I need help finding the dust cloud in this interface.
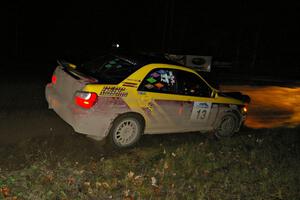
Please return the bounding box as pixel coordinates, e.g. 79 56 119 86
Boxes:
220 85 300 128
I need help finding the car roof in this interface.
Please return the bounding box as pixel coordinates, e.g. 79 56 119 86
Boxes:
114 52 185 68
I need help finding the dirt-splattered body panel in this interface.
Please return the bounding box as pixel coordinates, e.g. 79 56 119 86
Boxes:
46 62 249 141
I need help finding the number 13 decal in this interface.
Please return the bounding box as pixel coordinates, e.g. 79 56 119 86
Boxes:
196 109 207 119
191 102 212 121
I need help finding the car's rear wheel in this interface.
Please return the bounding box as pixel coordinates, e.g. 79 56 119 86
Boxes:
108 113 144 148
215 113 238 138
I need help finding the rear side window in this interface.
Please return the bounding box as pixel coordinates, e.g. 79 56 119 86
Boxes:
139 68 211 97
79 56 139 84
138 68 177 94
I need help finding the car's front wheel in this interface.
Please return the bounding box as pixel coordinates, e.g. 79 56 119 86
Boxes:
215 112 238 138
108 113 144 148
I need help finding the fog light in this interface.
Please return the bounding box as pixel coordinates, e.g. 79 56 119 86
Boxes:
241 106 248 114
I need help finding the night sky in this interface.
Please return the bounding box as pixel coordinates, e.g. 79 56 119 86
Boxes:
2 1 300 78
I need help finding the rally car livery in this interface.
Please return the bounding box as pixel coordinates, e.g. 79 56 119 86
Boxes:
45 53 250 148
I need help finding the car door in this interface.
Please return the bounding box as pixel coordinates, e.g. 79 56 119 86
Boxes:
137 68 192 133
175 70 218 132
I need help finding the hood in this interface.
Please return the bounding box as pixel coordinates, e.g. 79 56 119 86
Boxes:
218 91 251 103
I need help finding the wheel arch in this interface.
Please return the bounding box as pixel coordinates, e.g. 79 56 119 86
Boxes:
105 111 146 137
213 104 242 132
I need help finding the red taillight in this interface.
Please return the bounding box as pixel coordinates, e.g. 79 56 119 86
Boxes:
75 92 98 109
52 75 57 84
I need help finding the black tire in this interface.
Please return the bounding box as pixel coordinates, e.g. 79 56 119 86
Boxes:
108 113 145 148
215 112 239 139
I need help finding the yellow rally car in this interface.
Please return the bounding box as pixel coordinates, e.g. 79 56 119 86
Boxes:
45 53 250 148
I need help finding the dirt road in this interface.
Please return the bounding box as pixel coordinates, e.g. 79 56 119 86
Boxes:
0 77 75 145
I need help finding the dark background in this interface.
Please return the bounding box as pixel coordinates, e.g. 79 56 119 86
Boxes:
2 1 300 79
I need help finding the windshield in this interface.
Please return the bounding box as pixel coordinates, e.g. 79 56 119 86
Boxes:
78 55 140 84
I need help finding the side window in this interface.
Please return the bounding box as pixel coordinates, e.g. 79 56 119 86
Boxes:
99 57 137 83
138 68 177 94
177 70 212 97
80 56 138 84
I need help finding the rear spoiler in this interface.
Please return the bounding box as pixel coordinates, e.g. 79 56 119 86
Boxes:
57 60 77 69
56 59 98 82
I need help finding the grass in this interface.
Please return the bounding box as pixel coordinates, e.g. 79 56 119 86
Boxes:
0 126 299 200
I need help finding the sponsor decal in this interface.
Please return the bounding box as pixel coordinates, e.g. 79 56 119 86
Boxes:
155 82 164 89
196 102 209 108
160 71 175 85
146 77 157 84
100 86 128 97
104 64 112 68
143 69 176 91
126 78 141 82
122 82 138 87
109 60 117 64
157 69 166 74
145 84 154 89
150 72 160 78
191 102 212 121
